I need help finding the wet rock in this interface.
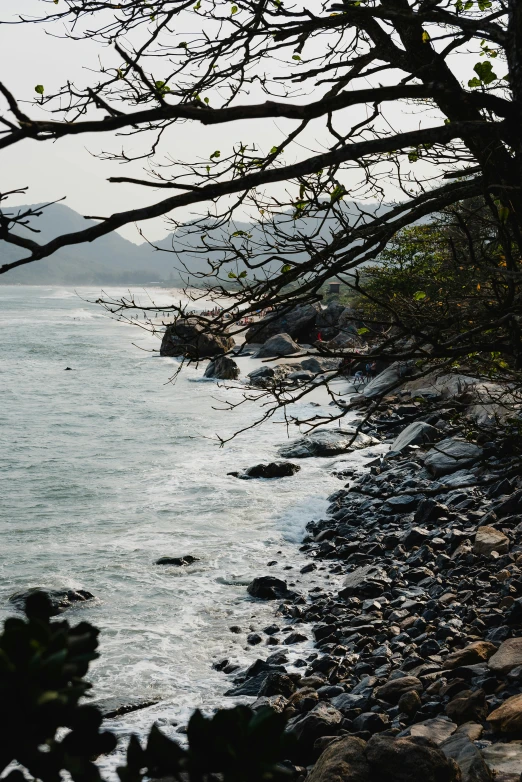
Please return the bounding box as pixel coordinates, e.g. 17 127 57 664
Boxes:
259 672 296 698
287 687 320 713
488 693 522 734
375 676 423 704
236 462 301 479
444 642 497 669
488 638 522 675
445 689 488 725
391 421 439 453
247 576 288 600
247 633 263 645
155 555 200 566
160 319 235 359
399 689 422 715
280 429 377 459
251 695 288 713
410 716 458 745
94 697 159 719
287 702 343 750
9 587 95 616
352 712 389 734
440 733 492 782
204 355 240 380
481 742 522 778
362 362 413 400
306 735 369 782
424 438 483 477
284 631 308 645
256 333 301 358
365 733 461 782
473 526 510 557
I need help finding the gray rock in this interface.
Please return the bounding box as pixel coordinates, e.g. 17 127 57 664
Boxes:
280 429 377 459
440 733 492 782
301 357 340 373
93 697 159 719
339 564 391 600
204 355 240 380
424 438 483 477
481 742 522 778
160 319 235 359
362 361 413 399
287 702 343 745
247 576 288 600
410 716 458 745
391 421 438 453
488 638 522 675
235 462 301 480
473 526 510 557
256 333 301 358
155 555 200 566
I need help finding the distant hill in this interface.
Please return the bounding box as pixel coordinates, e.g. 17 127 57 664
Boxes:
0 201 387 285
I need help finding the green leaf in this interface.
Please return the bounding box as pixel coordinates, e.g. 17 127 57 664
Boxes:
210 150 220 159
477 0 492 9
34 85 44 95
281 264 292 273
269 146 278 155
421 30 430 43
228 271 237 279
330 184 346 203
470 60 497 86
193 0 201 8
238 271 247 278
231 4 238 12
413 290 427 300
357 327 369 335
292 54 301 61
467 77 482 88
498 205 510 223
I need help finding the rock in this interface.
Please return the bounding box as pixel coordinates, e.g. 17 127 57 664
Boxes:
236 462 301 479
455 723 483 742
362 362 413 400
247 633 263 645
440 733 492 782
247 576 288 600
245 303 321 343
284 632 308 645
352 712 389 734
93 697 159 719
155 555 200 566
339 564 390 600
287 702 343 750
301 357 340 374
410 717 458 745
224 672 272 697
390 421 439 453
444 641 497 669
488 693 522 734
256 333 301 358
375 676 423 704
160 319 235 359
481 742 522 778
259 672 296 698
445 689 488 725
280 429 377 459
365 734 461 782
473 526 510 557
488 638 522 675
9 587 95 616
399 689 422 715
424 438 483 477
204 355 240 380
251 695 288 713
306 735 370 782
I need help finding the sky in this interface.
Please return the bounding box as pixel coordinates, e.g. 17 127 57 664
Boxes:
0 1 481 245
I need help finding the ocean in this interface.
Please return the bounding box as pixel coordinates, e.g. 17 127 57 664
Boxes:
0 285 370 767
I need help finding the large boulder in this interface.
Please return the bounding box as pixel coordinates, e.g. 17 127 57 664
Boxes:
488 693 522 734
481 742 522 778
365 734 461 782
204 355 240 380
488 638 522 675
280 429 377 459
363 361 413 399
445 690 488 725
233 462 301 480
473 526 509 557
375 676 423 704
410 717 458 745
245 303 321 343
247 576 288 600
440 733 492 782
424 438 483 477
9 587 95 616
306 736 370 782
301 357 340 373
287 702 343 752
339 564 391 600
256 333 301 358
444 641 497 669
160 319 235 359
390 421 438 453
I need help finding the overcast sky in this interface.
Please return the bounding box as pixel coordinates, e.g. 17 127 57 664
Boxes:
1 1 479 244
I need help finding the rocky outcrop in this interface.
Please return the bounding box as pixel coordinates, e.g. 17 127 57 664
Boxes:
9 587 95 616
256 333 301 358
424 438 483 477
280 429 377 458
247 576 288 600
245 303 321 343
160 319 235 359
230 462 301 479
204 355 239 379
363 361 413 399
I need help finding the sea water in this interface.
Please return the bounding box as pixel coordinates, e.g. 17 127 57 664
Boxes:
0 285 376 765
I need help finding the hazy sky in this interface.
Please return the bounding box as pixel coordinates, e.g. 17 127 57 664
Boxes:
1 1 478 245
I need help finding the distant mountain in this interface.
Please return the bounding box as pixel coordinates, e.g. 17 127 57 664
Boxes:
0 201 387 285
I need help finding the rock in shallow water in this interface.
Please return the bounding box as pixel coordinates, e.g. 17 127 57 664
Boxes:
155 555 200 566
204 355 240 380
247 576 288 600
232 462 301 479
9 587 95 615
160 319 235 359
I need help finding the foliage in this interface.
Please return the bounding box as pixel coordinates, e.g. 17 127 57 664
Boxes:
0 592 292 782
